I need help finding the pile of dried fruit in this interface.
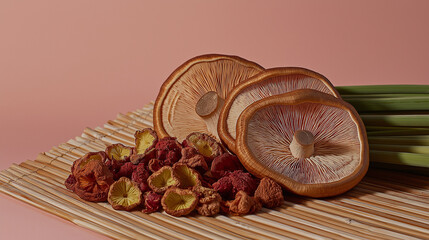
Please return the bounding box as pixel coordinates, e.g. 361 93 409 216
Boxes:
65 128 284 216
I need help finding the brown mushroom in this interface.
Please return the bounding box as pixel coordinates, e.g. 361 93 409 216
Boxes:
235 89 369 198
108 177 142 211
218 67 340 152
153 54 264 142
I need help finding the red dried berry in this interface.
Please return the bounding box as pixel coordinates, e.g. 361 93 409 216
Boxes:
213 170 259 200
143 191 162 213
114 162 135 180
131 163 150 192
210 153 244 179
155 137 182 165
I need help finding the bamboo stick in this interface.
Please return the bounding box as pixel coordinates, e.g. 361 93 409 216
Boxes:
343 191 429 221
0 171 158 239
0 182 138 240
280 201 418 240
1 169 188 240
302 197 429 239
275 204 392 240
255 211 357 240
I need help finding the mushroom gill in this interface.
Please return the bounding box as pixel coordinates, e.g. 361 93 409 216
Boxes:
219 67 340 151
236 89 368 197
246 103 361 184
154 54 263 142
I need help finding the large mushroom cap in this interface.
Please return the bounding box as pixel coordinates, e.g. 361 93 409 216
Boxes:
154 54 264 142
236 89 368 198
218 67 340 152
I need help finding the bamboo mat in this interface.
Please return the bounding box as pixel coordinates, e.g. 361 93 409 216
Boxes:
1 102 429 240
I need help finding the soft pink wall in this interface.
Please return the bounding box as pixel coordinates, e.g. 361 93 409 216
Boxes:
1 0 428 239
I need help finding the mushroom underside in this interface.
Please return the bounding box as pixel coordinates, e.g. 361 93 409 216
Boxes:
246 103 361 184
161 60 262 142
109 180 141 207
227 74 338 140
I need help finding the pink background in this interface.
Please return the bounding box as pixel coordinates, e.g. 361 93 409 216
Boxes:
1 0 428 239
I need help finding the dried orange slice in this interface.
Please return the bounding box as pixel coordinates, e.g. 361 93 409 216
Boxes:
235 89 368 197
154 54 264 142
218 67 340 151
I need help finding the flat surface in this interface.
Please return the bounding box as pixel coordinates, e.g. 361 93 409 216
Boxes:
1 0 429 239
1 103 428 240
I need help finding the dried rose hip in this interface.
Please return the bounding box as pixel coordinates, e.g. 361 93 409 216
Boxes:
183 132 223 164
114 161 135 180
131 163 150 192
177 147 208 173
155 137 182 165
73 157 114 202
64 174 76 191
173 163 201 189
72 151 107 176
222 191 261 216
193 185 221 216
131 128 158 164
142 191 162 213
108 177 142 211
210 153 244 179
254 178 284 208
212 170 259 200
161 187 198 217
147 166 179 193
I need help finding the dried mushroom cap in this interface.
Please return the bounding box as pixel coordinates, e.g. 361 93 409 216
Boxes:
222 191 261 216
73 157 114 202
106 143 133 161
161 187 198 217
236 89 369 198
173 163 201 189
185 132 223 161
254 177 284 208
154 54 264 142
108 177 142 211
134 128 158 155
72 151 107 175
147 166 179 193
192 185 221 216
218 67 340 152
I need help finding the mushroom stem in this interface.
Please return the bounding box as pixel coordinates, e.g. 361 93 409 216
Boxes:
289 130 314 158
195 91 224 117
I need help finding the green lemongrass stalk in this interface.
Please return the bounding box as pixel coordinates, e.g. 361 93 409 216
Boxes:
370 144 429 154
369 150 429 168
341 93 429 98
342 96 429 112
365 126 426 131
336 85 429 95
366 128 429 136
361 114 429 127
368 135 429 145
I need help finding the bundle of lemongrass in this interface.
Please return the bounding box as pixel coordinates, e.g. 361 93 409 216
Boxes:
336 85 429 175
